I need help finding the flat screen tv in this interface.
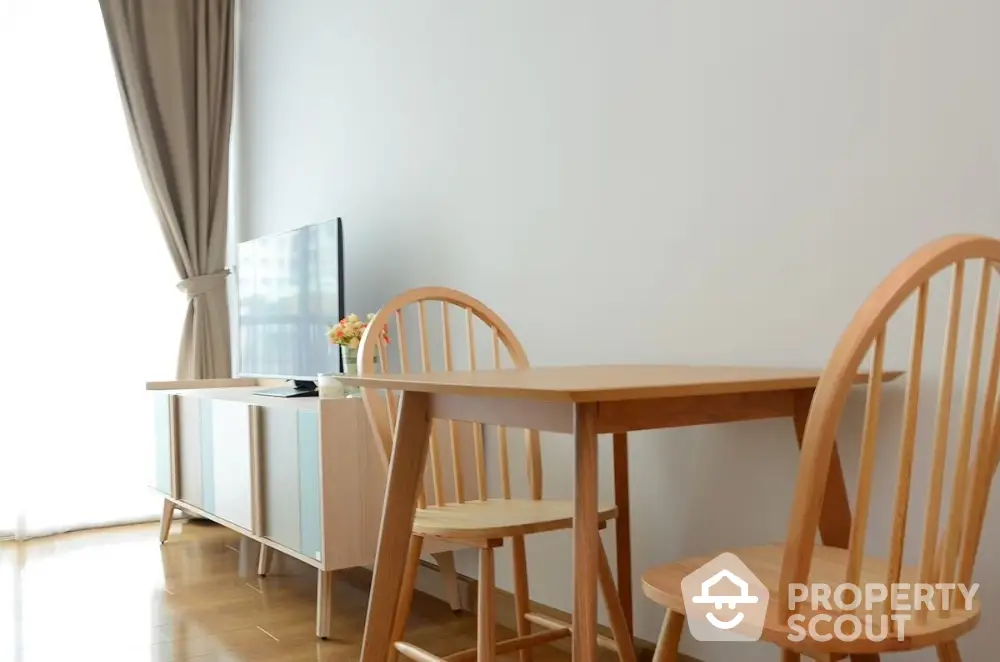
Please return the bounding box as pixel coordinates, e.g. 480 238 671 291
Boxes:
234 218 345 397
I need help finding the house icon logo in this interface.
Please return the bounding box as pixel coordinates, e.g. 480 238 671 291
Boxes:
681 552 769 642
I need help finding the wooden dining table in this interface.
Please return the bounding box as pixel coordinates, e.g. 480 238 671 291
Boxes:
340 364 899 662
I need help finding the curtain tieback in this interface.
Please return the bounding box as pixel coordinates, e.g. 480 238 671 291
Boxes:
177 269 229 298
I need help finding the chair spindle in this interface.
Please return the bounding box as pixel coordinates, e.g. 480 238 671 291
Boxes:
846 329 885 591
417 301 446 506
492 326 512 499
439 303 465 503
885 282 929 623
466 308 488 500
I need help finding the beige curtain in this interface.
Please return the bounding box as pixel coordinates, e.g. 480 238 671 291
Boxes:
99 0 235 379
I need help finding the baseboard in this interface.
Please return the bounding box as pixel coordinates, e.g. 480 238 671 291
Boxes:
343 559 699 662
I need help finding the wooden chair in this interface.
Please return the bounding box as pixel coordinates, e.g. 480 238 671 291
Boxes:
641 235 1000 661
358 286 636 662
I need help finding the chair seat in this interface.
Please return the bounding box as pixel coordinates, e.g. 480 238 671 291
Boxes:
641 543 980 656
412 498 618 540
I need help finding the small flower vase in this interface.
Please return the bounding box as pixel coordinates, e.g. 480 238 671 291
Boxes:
341 345 360 396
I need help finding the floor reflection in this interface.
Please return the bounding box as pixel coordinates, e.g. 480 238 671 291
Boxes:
0 519 568 662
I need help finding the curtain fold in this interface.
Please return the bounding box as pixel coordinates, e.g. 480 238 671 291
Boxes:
99 0 236 379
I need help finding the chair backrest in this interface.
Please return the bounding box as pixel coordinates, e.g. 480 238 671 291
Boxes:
357 286 542 507
779 235 1000 620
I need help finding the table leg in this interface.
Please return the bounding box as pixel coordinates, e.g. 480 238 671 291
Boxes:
612 432 633 636
791 390 852 549
573 403 600 662
360 392 433 662
792 389 879 662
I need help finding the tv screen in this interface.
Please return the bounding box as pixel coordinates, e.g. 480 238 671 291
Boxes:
235 218 344 380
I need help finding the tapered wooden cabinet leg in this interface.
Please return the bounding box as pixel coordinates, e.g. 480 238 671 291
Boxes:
597 543 637 662
477 547 496 662
316 569 336 639
652 611 685 662
432 550 462 612
257 545 273 577
388 536 425 662
159 499 175 544
511 536 533 662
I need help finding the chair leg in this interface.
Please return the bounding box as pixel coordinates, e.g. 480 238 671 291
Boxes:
511 535 533 662
159 499 174 543
597 542 637 662
432 550 463 612
257 544 273 576
316 569 336 639
937 641 962 662
780 650 799 662
478 547 496 662
652 610 685 662
388 536 424 662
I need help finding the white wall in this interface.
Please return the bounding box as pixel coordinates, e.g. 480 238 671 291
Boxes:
234 2 1000 659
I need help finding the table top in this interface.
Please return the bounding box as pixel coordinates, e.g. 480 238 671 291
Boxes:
337 364 902 403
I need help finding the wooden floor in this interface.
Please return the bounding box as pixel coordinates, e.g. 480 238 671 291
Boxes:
0 519 573 662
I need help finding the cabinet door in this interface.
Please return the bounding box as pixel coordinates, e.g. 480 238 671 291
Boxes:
151 393 173 496
174 396 253 531
259 408 323 562
259 408 301 551
296 411 322 562
176 397 204 508
205 401 253 531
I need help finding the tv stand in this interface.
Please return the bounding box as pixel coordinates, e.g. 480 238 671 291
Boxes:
144 377 382 638
145 377 466 638
255 379 318 398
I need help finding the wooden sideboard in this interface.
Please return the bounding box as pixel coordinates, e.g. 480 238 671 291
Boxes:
145 378 385 638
